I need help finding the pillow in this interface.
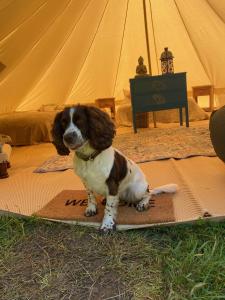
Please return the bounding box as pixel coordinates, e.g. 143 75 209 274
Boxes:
39 104 58 112
55 104 66 111
0 134 12 145
123 88 131 98
1 144 12 161
116 98 209 126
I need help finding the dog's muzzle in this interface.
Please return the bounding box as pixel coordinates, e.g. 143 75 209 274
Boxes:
63 131 83 150
63 131 77 144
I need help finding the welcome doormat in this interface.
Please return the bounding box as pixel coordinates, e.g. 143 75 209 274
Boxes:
34 190 175 228
34 125 215 173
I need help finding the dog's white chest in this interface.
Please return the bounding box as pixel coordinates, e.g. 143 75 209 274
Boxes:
73 147 114 196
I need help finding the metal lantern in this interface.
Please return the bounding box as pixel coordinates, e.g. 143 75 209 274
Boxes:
160 47 174 74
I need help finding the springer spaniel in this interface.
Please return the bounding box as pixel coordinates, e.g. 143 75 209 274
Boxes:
52 105 177 232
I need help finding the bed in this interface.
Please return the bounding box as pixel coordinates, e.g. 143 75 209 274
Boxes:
0 103 96 146
0 111 57 146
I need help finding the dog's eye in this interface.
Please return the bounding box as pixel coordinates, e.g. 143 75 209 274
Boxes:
73 115 80 123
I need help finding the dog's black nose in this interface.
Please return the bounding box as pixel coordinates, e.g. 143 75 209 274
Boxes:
63 132 77 144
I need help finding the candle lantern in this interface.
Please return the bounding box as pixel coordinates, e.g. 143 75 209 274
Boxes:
160 47 174 74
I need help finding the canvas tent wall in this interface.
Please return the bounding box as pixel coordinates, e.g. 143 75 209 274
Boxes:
0 0 225 114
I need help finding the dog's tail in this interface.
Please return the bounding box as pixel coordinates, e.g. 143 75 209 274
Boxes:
150 183 178 195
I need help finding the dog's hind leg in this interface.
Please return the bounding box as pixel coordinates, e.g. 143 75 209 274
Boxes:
136 190 151 212
135 184 178 212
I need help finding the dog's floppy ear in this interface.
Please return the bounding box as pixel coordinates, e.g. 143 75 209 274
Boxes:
51 111 70 156
85 106 116 151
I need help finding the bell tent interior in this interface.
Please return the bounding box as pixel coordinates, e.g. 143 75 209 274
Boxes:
0 0 224 229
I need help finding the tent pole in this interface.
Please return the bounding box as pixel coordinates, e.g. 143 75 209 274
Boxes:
143 0 152 75
143 0 157 127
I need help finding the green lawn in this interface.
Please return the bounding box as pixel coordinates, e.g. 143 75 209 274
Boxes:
0 216 224 300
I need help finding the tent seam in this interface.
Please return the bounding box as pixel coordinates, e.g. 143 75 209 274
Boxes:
205 0 225 24
173 0 212 84
0 0 48 42
16 0 93 110
0 0 72 85
112 0 130 96
64 0 110 103
148 0 159 75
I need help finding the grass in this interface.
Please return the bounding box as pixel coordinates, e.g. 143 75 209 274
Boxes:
0 217 224 300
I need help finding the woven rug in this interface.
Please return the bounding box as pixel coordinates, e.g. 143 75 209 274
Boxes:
34 190 175 227
34 125 216 173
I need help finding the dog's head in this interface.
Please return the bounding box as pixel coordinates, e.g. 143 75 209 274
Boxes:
51 105 116 155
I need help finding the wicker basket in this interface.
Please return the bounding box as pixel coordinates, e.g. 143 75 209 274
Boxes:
136 112 149 128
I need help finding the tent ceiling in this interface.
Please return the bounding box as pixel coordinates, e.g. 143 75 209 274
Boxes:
0 0 225 113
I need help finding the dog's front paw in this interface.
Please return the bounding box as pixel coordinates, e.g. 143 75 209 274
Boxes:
136 201 150 212
99 216 116 234
85 204 97 217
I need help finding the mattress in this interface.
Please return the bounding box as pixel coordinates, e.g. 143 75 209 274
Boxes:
0 111 57 145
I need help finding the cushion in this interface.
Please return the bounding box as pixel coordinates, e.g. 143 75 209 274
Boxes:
0 134 12 144
39 104 58 112
0 144 12 162
123 88 131 98
0 152 8 163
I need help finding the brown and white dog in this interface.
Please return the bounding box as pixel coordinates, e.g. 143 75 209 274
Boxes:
52 105 177 232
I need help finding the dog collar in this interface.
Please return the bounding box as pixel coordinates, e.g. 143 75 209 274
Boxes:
75 150 101 161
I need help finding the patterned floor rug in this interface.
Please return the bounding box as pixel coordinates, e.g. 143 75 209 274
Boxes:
34 124 216 173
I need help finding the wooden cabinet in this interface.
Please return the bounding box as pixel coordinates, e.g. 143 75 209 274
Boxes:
129 72 189 133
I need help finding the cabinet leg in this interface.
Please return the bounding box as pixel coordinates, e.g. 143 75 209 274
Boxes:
179 108 183 126
133 112 137 133
153 112 157 128
185 106 189 127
